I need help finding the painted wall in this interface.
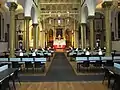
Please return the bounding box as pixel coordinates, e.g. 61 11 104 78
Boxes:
0 42 8 52
112 41 120 51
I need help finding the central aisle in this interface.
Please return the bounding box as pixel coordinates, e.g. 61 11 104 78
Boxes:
46 52 76 81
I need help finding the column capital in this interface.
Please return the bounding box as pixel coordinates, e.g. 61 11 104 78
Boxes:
81 23 87 25
7 2 17 11
102 1 113 9
32 23 38 27
88 16 95 20
24 17 31 20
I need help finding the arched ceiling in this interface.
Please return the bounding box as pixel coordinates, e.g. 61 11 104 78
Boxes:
36 0 81 20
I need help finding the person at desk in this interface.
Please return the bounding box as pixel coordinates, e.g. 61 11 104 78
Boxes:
19 49 23 56
30 48 33 52
98 48 103 55
75 48 78 51
83 49 86 52
32 49 38 56
42 48 45 52
85 50 90 55
35 49 38 52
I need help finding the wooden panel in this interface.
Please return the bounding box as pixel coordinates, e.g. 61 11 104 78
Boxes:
16 82 107 90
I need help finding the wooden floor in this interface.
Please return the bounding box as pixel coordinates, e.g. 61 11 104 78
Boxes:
16 81 108 90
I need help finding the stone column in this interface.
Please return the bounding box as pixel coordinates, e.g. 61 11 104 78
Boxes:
71 31 74 47
23 20 26 49
75 30 79 48
45 31 47 47
24 17 31 52
8 2 17 57
73 19 76 48
15 20 18 49
102 1 112 56
53 19 56 40
88 16 94 51
32 24 38 49
43 32 45 48
81 23 86 49
84 24 87 49
39 31 42 47
47 29 50 46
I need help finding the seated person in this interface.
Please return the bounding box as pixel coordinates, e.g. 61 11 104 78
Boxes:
75 48 78 51
32 51 36 56
42 48 45 52
35 49 38 52
85 50 90 55
83 48 86 52
19 49 23 56
98 48 103 55
30 48 33 52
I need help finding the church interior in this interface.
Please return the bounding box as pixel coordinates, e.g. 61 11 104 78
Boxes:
0 0 120 90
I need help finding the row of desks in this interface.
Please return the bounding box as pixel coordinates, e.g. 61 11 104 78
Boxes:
0 58 47 64
75 56 120 63
1 51 53 58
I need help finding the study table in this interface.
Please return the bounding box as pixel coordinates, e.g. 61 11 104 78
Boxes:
104 66 120 76
104 66 120 90
0 68 17 83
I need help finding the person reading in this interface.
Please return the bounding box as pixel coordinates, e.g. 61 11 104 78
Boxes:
19 49 23 56
98 48 103 55
85 50 90 55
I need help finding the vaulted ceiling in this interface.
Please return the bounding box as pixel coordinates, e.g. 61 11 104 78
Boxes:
36 0 104 20
37 0 81 19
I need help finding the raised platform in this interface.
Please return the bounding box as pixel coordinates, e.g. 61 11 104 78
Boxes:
55 49 65 52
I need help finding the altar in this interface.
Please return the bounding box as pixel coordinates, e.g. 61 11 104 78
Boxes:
53 39 66 49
